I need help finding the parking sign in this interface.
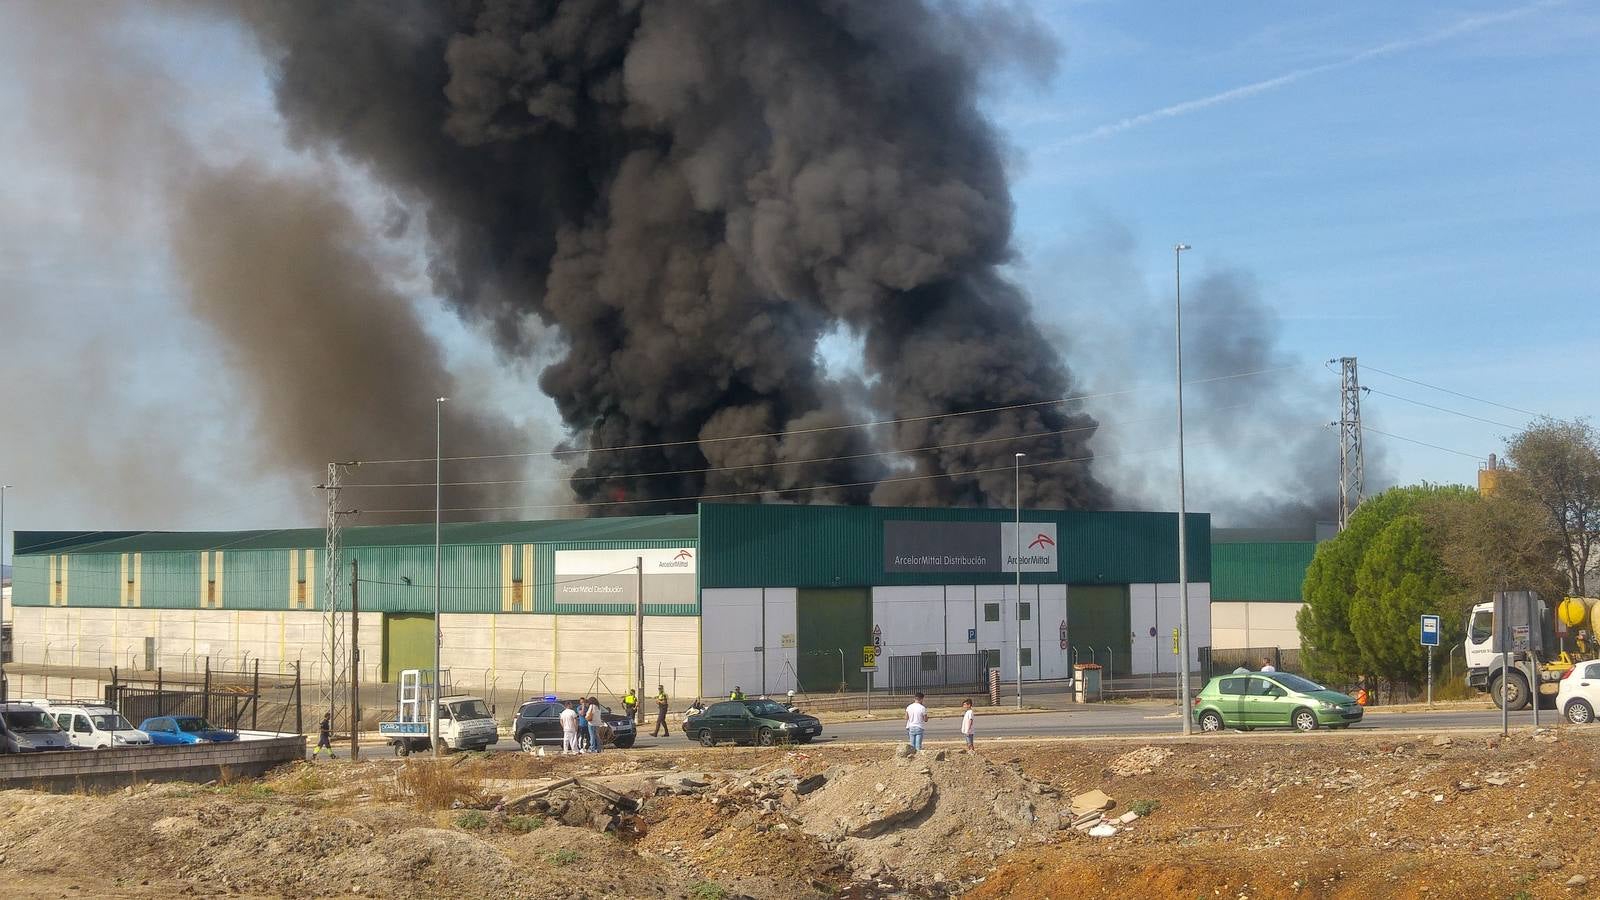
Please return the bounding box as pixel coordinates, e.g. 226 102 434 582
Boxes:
1420 614 1441 647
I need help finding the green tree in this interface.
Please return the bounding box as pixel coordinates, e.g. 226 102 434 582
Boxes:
1502 419 1600 595
1298 484 1473 682
1349 514 1462 685
1421 487 1566 602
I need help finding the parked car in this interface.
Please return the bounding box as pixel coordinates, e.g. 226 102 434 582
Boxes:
684 698 822 746
1192 672 1363 733
513 699 635 751
1558 659 1600 724
0 701 75 752
138 716 239 745
39 702 152 749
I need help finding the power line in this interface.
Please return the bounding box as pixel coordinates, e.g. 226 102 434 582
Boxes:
357 434 1239 516
350 365 1302 467
1360 425 1485 460
1363 363 1547 419
1362 387 1523 430
342 402 1258 490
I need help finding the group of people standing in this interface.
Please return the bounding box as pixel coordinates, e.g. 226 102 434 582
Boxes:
904 693 978 752
557 697 608 754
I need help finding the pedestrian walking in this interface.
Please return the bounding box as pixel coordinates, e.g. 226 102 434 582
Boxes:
585 695 604 754
960 698 975 751
559 700 582 755
314 712 333 760
652 686 671 737
905 692 928 752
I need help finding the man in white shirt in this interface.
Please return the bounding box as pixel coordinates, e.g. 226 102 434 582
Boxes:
559 700 581 755
960 698 975 751
905 692 928 752
1260 657 1277 673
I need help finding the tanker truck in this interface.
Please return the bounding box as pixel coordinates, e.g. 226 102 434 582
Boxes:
1465 594 1599 710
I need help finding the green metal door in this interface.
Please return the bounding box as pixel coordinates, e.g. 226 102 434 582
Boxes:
1067 585 1132 676
796 588 871 692
382 613 436 684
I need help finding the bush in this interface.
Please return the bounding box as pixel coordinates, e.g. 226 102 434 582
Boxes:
506 814 545 833
454 809 489 830
689 883 729 900
1130 799 1160 817
548 849 580 866
382 760 489 811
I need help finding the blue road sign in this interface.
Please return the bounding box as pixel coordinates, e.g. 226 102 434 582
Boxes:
967 628 977 642
1420 614 1441 647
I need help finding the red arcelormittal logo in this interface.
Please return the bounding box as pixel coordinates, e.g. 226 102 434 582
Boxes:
673 550 694 561
1028 533 1055 550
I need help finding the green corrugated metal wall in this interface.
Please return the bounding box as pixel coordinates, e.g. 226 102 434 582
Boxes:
796 588 872 692
697 503 1209 588
1067 585 1132 674
1210 542 1316 602
12 539 699 615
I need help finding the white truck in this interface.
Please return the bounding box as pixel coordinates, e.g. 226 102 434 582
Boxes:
378 669 499 755
1465 593 1598 710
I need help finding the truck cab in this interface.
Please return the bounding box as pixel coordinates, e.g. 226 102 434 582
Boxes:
378 669 499 755
1464 595 1593 710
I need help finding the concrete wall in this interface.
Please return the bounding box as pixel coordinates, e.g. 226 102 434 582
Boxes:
0 734 305 792
699 588 795 700
8 605 701 703
872 584 1069 683
1209 601 1303 650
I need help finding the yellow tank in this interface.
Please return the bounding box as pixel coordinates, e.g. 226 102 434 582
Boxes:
1559 597 1590 628
1582 598 1600 635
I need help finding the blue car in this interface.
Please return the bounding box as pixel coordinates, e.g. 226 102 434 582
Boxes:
138 716 239 745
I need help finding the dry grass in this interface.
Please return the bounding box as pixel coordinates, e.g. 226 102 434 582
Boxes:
380 759 491 811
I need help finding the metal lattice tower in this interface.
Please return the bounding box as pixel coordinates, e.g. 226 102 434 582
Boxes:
1337 356 1365 532
318 462 354 730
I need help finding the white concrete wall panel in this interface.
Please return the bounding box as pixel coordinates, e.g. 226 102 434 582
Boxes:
944 585 978 659
1039 584 1068 680
699 588 762 700
1128 584 1158 676
760 589 798 698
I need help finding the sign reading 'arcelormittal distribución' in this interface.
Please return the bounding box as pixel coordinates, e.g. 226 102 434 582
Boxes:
883 521 1058 573
552 548 696 606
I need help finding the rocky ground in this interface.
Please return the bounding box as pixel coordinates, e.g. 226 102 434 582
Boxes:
2 727 1598 898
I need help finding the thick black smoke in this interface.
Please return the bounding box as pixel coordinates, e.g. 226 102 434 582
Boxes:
223 0 1111 513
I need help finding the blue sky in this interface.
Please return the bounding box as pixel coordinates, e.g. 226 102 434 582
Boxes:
0 1 1595 551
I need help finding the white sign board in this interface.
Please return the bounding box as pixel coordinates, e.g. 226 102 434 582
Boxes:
552 548 696 606
1420 614 1441 647
1000 523 1058 573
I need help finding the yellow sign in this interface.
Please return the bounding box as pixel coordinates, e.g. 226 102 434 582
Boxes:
1171 627 1181 655
862 646 878 669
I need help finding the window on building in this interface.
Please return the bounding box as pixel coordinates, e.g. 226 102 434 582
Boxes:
983 602 1000 622
920 651 939 672
984 649 1000 669
1020 648 1032 667
1019 602 1031 621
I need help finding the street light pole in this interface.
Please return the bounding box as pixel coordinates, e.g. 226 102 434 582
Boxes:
1 484 11 703
1174 243 1193 735
432 397 448 756
1014 452 1025 711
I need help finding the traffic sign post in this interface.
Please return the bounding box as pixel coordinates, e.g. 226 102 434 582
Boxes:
1421 614 1441 708
862 645 877 715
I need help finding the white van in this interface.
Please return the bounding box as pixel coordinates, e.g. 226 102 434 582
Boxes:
0 702 73 752
37 702 152 749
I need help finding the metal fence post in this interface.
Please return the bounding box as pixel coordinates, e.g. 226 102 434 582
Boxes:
203 657 211 724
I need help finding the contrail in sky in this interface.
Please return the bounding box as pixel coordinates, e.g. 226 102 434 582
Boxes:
1059 0 1566 146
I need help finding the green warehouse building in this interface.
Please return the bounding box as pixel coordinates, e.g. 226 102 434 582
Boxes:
10 503 1214 702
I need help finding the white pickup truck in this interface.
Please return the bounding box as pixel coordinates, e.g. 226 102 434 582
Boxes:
378 669 499 755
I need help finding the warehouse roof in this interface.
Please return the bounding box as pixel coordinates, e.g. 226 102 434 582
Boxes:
14 514 698 555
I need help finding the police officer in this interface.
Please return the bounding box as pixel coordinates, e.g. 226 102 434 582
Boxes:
652 685 670 737
729 685 745 700
623 688 638 722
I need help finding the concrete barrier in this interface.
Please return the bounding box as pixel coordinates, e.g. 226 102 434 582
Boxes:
0 734 306 793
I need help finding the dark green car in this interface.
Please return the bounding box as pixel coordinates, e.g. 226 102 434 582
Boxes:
1192 672 1363 733
684 699 823 746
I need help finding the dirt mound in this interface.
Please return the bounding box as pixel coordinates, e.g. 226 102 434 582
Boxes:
794 749 1066 887
1107 745 1173 777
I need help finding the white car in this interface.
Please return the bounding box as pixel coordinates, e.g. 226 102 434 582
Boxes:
1558 660 1600 724
36 702 152 749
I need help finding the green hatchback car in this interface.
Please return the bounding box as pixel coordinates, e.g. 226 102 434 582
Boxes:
1192 671 1363 733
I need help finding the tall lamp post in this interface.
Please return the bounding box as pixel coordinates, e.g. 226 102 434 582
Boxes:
1173 243 1194 735
1014 452 1025 710
1 484 11 703
432 397 448 756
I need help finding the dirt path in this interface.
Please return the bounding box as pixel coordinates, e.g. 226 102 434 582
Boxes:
0 728 1595 898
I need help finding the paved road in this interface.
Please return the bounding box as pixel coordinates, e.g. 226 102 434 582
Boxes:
465 704 1539 756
